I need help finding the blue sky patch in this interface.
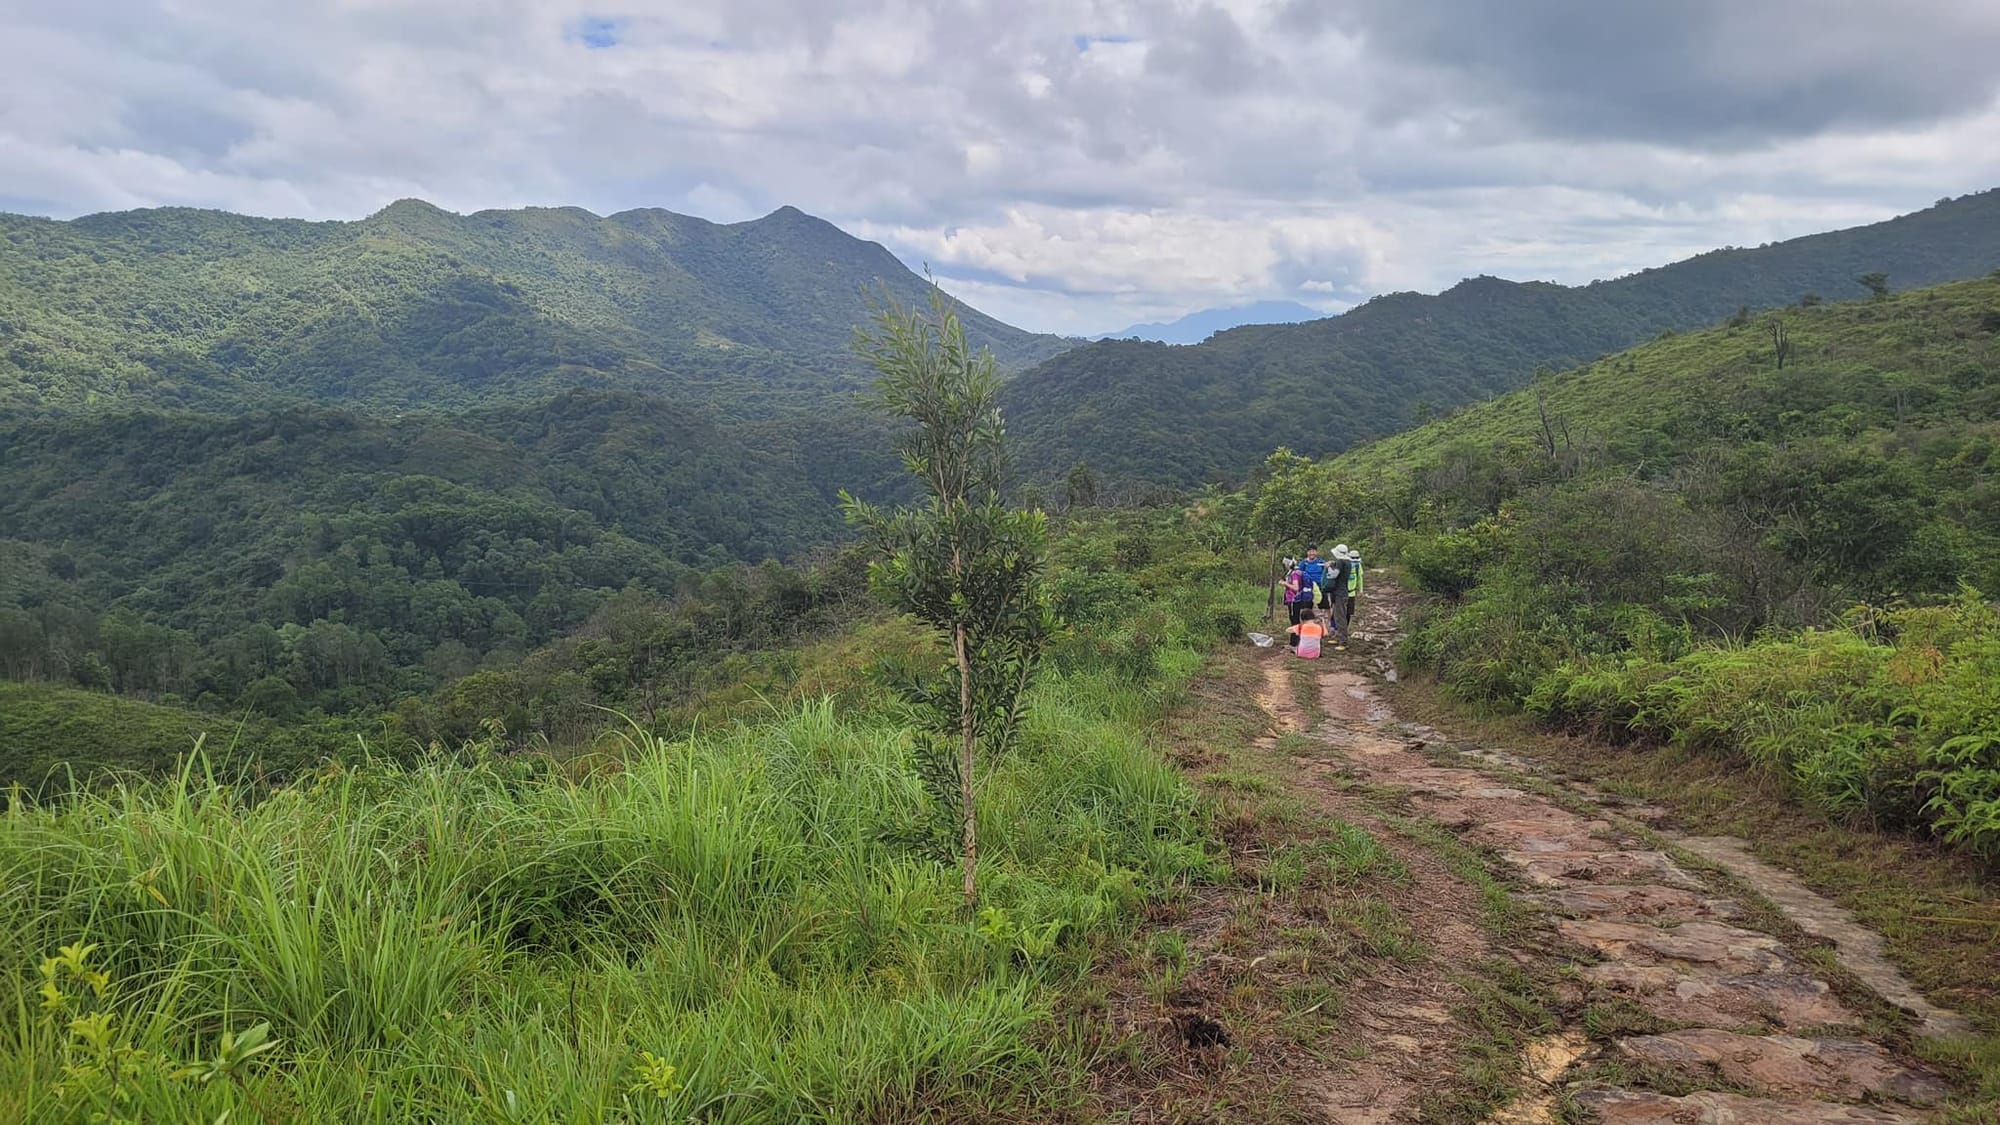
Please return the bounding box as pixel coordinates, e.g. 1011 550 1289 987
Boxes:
1072 33 1134 53
569 17 625 49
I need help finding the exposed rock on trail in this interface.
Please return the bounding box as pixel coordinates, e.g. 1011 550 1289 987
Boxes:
1572 1089 1923 1124
1246 585 1966 1122
1614 1029 1950 1104
1673 835 1975 1041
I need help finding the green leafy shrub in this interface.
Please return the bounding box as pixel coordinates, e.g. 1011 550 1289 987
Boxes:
1046 568 1144 627
1395 519 1505 600
1519 593 2000 858
1209 606 1248 641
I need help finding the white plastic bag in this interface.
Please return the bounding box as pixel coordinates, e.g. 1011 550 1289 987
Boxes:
1246 631 1275 648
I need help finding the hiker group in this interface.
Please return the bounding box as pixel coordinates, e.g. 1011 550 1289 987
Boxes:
1283 545 1362 659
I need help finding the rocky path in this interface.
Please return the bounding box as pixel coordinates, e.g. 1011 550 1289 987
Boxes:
1255 585 1967 1123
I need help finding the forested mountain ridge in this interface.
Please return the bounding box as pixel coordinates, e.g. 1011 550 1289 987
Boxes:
0 391 909 715
1003 188 2000 486
8 191 2000 752
0 200 1071 413
1337 272 2000 599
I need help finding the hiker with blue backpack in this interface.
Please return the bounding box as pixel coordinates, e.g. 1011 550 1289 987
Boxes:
1298 546 1330 625
1283 557 1312 627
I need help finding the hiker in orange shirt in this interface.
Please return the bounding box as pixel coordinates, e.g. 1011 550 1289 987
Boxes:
1287 614 1327 659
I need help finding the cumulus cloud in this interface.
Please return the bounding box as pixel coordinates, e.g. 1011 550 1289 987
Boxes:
2 0 1998 333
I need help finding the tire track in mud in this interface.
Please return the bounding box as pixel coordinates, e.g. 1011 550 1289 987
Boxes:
1251 584 1966 1123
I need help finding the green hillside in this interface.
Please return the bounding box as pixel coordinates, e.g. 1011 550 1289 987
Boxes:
0 392 908 715
1005 188 2000 486
0 201 1069 414
1290 273 2000 856
0 681 350 794
0 509 1252 1121
1337 271 2000 576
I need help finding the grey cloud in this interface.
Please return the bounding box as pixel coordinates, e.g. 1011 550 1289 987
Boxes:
1143 4 1270 95
1329 0 2000 146
116 101 256 163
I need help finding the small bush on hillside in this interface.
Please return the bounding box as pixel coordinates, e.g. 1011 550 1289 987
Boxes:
1112 531 1154 570
1210 607 1247 641
1046 568 1144 627
1394 518 1505 600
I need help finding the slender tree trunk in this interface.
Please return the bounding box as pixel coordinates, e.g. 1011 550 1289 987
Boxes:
1265 542 1280 622
954 621 977 910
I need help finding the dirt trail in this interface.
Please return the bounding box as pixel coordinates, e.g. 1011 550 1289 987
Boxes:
1252 584 1965 1123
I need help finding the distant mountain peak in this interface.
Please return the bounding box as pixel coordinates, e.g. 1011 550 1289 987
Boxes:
372 198 450 220
1100 299 1326 344
0 198 1074 414
745 204 846 238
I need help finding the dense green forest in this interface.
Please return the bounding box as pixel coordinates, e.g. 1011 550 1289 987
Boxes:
0 395 912 742
1280 273 2000 856
0 200 1061 738
1006 189 2000 487
0 201 1069 414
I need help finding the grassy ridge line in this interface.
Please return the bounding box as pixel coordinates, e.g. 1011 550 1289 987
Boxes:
1335 272 2000 482
0 201 1067 414
2 522 1263 1122
0 681 351 796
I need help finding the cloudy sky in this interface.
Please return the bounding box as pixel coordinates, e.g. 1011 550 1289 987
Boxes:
5 1 2000 335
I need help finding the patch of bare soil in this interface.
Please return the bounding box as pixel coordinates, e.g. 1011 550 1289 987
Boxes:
1082 630 1502 1123
1077 643 1365 1123
1271 675 1507 1122
1285 583 1966 1124
1256 656 1309 745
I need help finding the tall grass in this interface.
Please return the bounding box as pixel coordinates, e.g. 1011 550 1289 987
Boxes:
0 610 1232 1121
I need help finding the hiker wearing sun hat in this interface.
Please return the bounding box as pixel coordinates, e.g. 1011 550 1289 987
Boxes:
1352 546 1366 628
1327 545 1356 650
1336 545 1363 641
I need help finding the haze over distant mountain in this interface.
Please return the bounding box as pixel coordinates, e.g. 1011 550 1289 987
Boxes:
1097 300 1325 345
1003 188 2000 488
0 200 1071 415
